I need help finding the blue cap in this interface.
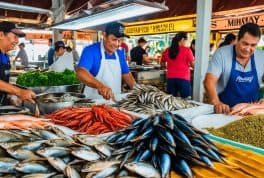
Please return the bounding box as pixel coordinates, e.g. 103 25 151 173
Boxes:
105 22 129 38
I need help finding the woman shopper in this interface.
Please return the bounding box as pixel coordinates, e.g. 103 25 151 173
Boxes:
161 32 194 98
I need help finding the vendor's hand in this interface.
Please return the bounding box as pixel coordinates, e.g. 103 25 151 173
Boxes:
97 85 114 100
17 89 36 103
259 98 264 104
213 102 230 114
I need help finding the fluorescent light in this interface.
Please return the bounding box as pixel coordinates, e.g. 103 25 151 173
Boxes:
51 0 168 30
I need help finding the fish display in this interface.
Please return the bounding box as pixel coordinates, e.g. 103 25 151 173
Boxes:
0 114 50 130
106 111 224 178
47 105 134 135
118 84 197 114
230 102 264 116
0 125 111 177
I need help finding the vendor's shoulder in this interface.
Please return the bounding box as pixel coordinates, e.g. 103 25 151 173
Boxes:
83 42 100 51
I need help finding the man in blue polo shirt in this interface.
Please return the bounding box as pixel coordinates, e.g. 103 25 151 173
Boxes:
76 22 136 100
0 21 36 105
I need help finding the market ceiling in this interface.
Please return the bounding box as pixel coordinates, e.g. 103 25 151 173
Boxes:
1 0 264 29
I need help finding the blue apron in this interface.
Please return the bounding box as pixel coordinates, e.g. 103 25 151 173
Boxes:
219 47 259 107
0 52 11 105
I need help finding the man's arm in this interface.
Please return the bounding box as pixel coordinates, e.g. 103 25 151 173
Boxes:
76 67 114 100
0 80 35 103
122 72 136 89
203 73 230 113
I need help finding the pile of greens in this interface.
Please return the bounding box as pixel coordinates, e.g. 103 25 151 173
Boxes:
16 69 80 87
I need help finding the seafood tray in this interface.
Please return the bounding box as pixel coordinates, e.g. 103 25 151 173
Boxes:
191 114 241 130
207 134 264 155
0 106 29 115
171 101 214 123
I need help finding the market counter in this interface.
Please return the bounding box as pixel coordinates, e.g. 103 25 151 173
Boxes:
171 141 264 177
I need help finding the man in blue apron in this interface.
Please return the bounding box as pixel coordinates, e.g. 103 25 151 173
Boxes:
0 21 36 105
204 23 264 113
76 22 136 100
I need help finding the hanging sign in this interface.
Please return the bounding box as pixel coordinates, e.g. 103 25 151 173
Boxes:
125 19 195 36
211 13 264 31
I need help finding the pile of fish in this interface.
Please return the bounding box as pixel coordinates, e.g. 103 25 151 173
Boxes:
47 105 134 135
106 111 225 178
230 102 264 116
118 84 197 115
0 114 50 130
0 125 117 177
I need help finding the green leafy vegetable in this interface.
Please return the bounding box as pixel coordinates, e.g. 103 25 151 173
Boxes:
16 69 80 87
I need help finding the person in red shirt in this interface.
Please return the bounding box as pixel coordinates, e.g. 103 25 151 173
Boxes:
161 32 194 98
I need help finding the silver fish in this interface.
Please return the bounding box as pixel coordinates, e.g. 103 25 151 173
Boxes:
82 160 120 172
47 157 67 173
7 148 41 161
0 157 18 173
94 144 113 157
73 135 105 146
16 161 51 173
92 166 118 178
71 148 101 161
45 139 77 147
65 165 81 178
124 162 161 178
21 172 56 178
37 147 71 158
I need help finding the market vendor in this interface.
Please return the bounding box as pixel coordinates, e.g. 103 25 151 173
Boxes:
130 37 152 65
76 21 136 100
204 23 264 114
0 21 36 105
49 41 74 72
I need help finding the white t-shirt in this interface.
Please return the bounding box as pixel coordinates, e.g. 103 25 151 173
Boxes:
49 52 74 72
207 44 264 93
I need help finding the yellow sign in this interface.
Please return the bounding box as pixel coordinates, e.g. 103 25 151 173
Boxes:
125 19 195 36
212 13 264 31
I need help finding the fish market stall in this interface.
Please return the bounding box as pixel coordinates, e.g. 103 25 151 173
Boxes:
130 65 166 91
0 109 264 177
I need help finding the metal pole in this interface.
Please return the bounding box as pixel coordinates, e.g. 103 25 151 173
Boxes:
193 0 212 102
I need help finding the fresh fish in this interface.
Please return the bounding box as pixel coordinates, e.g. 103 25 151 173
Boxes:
45 139 76 147
163 111 174 130
150 137 159 152
71 148 101 161
19 141 46 151
7 148 41 160
152 115 160 126
159 153 171 178
158 129 176 148
21 172 56 178
0 141 26 149
0 130 25 142
92 166 118 178
124 162 161 178
51 125 78 137
131 117 148 127
124 129 138 142
112 145 133 156
173 159 193 178
16 161 52 173
73 135 105 146
173 129 191 146
138 149 152 161
65 165 81 178
120 149 135 168
36 147 71 158
117 169 129 177
82 160 120 172
206 148 225 163
0 157 18 173
94 144 112 157
200 155 214 168
47 157 67 173
34 130 60 140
